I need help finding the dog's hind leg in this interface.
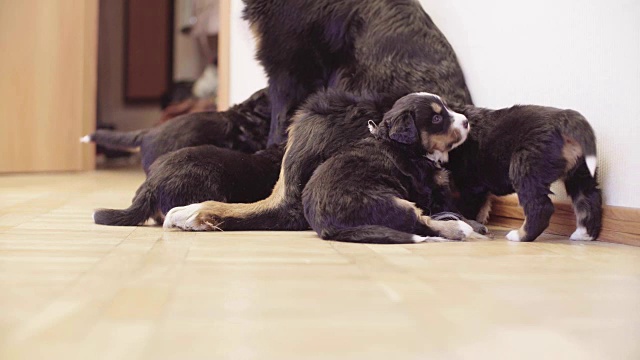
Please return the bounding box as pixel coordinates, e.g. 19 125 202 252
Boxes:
321 225 452 244
308 196 473 244
83 129 147 150
508 148 564 242
564 162 602 241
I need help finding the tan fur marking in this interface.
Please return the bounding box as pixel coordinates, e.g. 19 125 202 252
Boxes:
517 218 528 239
572 194 588 226
430 102 442 113
476 194 494 224
562 136 583 172
422 129 462 153
393 198 423 218
249 22 262 49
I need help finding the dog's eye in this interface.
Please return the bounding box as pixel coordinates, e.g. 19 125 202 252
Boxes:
432 114 443 124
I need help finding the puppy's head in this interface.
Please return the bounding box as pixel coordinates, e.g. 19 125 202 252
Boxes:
371 92 470 162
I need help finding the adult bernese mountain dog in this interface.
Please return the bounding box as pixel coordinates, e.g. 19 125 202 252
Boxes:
161 0 475 233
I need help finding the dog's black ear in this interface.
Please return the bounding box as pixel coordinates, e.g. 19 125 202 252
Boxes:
386 110 418 144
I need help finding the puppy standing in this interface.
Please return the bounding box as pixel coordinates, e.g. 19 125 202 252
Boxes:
302 95 473 244
448 105 602 242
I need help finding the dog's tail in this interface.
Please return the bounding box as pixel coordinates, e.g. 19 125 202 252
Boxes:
93 183 156 226
322 225 444 244
80 129 147 150
558 110 598 177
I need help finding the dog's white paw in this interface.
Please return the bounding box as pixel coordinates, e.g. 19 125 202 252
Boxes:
412 235 449 243
457 220 473 238
163 203 207 231
570 227 594 241
80 135 91 143
506 230 523 242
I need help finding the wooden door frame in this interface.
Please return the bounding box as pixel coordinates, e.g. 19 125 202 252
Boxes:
82 0 99 171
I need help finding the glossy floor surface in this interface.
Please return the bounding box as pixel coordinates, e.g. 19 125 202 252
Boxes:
1 169 639 359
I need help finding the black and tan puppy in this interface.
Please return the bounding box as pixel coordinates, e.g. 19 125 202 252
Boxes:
447 105 601 242
301 95 474 244
93 144 283 226
164 92 480 240
82 88 271 173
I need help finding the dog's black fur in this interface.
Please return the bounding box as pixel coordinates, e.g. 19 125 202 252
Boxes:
447 105 602 242
85 88 271 173
162 0 475 233
164 91 487 240
243 0 472 145
93 144 284 226
301 94 474 244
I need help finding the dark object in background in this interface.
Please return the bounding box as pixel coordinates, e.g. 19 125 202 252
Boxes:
93 144 284 226
83 88 271 173
160 80 196 109
124 0 174 103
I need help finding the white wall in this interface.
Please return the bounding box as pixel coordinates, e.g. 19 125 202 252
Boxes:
226 0 640 208
419 0 640 208
228 0 268 105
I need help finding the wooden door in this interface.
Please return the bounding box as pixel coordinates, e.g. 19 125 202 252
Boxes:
0 0 98 173
124 0 173 103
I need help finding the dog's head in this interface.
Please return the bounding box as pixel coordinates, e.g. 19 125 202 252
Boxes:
370 92 470 162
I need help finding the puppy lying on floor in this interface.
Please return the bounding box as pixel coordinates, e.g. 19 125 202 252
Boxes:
447 104 602 242
82 88 271 173
93 144 284 226
165 91 487 241
302 98 474 244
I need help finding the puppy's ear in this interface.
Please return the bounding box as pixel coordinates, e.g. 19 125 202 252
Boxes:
386 111 418 144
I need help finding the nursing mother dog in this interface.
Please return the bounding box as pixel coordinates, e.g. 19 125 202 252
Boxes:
162 0 477 235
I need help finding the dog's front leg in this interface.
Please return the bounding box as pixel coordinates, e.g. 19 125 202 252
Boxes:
267 75 316 146
163 202 223 231
420 216 473 240
429 177 490 236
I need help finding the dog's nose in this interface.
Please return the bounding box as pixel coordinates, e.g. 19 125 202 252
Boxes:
462 119 469 129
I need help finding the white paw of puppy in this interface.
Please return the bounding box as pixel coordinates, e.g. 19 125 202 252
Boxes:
412 235 449 243
570 227 594 241
457 220 474 238
163 203 206 231
506 230 523 242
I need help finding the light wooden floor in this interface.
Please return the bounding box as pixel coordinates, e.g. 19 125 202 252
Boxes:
0 168 639 360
